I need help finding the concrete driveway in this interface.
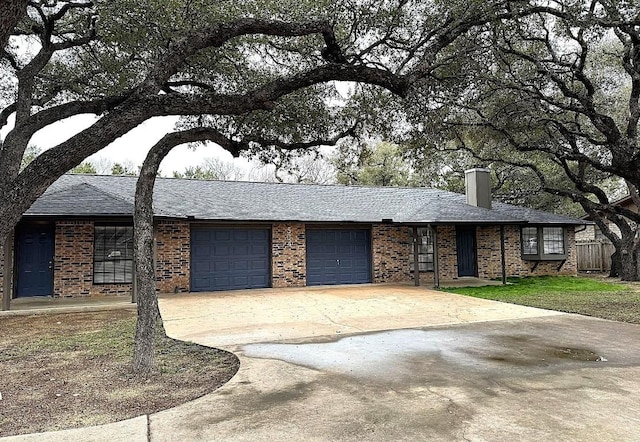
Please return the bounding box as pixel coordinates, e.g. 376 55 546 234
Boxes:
7 284 640 441
158 284 564 347
151 284 640 441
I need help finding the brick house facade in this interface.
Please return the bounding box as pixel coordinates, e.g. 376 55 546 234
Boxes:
0 173 583 302
0 220 578 299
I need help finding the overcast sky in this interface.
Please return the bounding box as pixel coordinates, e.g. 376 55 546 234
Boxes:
2 113 259 176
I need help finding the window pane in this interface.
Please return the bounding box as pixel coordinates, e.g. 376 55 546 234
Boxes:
94 225 134 284
522 227 538 255
410 227 434 272
543 227 565 255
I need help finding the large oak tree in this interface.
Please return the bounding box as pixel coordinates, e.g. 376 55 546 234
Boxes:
1 0 562 372
408 0 640 279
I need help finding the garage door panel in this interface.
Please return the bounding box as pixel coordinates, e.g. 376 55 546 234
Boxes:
233 260 249 271
250 230 268 240
192 230 210 242
338 244 351 254
192 277 211 290
192 244 210 256
353 244 367 253
233 231 248 241
191 228 271 292
306 229 371 286
250 259 268 271
214 276 231 286
353 258 368 269
322 258 337 267
214 230 231 241
339 260 353 269
212 245 229 256
251 244 269 254
213 261 230 272
233 244 249 256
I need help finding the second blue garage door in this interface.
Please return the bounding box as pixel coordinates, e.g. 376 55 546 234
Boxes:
306 229 372 286
191 228 270 292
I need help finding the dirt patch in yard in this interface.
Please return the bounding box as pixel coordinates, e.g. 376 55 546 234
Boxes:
0 310 239 437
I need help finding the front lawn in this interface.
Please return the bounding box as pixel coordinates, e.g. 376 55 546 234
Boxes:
0 310 239 437
444 276 640 324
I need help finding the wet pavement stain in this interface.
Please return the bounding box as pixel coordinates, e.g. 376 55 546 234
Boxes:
243 328 608 383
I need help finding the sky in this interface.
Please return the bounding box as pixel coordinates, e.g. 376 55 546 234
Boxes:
0 81 355 179
4 113 262 176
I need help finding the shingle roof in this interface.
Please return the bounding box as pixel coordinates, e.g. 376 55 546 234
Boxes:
24 174 584 225
26 182 134 216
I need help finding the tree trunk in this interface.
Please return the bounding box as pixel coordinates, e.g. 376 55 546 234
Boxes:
131 130 217 373
617 239 639 281
609 250 620 278
132 158 166 375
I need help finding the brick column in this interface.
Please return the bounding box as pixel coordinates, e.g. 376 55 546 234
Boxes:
434 225 458 280
155 221 190 293
272 223 306 288
372 224 412 283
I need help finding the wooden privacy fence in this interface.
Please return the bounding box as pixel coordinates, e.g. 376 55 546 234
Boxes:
577 241 615 272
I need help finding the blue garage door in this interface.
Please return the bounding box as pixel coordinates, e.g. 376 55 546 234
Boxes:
306 229 372 286
190 228 270 292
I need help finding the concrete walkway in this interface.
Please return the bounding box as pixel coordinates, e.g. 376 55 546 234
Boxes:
4 284 640 441
0 295 134 316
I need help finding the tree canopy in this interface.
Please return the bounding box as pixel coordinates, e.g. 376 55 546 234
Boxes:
1 0 543 244
2 0 554 371
7 0 639 372
399 0 640 278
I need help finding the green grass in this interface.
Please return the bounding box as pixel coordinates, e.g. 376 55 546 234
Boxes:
444 276 640 324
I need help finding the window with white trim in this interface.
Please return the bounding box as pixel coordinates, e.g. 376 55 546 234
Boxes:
410 227 434 272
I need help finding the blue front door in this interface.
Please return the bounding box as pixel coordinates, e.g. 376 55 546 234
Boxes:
306 229 372 286
16 224 55 297
456 227 477 277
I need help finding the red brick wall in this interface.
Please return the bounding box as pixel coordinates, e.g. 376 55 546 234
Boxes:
272 223 306 288
433 225 459 280
371 224 577 284
155 221 190 293
476 226 503 279
54 221 131 297
53 220 191 297
504 225 577 277
372 224 412 283
5 219 580 299
476 225 577 278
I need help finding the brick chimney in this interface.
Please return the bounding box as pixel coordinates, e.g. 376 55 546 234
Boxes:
465 168 492 209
